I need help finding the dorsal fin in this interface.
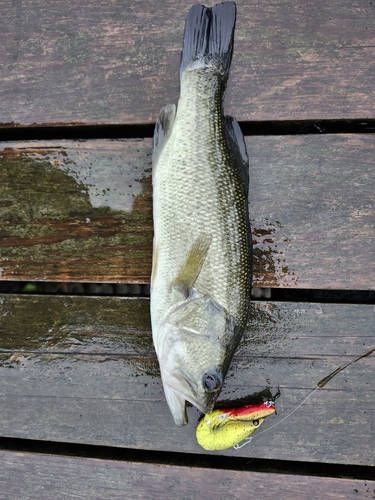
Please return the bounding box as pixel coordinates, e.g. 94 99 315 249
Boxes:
224 116 249 190
152 104 177 171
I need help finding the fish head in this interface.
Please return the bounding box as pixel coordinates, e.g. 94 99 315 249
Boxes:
159 332 224 426
155 295 237 426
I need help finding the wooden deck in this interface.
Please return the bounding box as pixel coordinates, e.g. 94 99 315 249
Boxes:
1 0 374 498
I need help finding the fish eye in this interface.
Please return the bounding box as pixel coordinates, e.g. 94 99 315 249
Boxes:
252 419 260 427
202 372 222 392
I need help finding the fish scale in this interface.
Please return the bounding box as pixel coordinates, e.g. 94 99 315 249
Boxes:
155 74 247 318
151 2 252 426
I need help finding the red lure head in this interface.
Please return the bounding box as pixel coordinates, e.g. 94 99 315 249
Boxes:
226 401 276 419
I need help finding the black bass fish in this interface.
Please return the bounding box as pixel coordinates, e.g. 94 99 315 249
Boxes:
151 2 252 425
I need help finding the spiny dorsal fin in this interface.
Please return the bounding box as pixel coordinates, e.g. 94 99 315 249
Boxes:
153 104 177 170
172 235 212 297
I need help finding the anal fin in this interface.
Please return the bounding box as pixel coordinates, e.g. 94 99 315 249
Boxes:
153 104 177 170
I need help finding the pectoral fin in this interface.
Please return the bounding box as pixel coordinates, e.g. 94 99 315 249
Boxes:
172 235 211 297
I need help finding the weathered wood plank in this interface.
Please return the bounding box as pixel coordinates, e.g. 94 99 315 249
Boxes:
0 139 153 283
1 0 375 125
1 135 374 288
1 451 374 500
1 295 374 465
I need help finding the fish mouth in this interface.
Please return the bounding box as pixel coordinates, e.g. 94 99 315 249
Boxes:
163 369 221 425
176 369 221 412
186 390 218 415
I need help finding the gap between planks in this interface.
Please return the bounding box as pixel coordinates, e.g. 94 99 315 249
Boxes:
2 119 375 141
0 449 374 500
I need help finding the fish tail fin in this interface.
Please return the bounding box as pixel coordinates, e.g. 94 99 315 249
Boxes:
180 2 236 82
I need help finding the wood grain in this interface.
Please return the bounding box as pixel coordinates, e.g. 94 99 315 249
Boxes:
1 135 374 288
0 0 375 125
1 295 374 465
1 450 374 500
0 140 153 282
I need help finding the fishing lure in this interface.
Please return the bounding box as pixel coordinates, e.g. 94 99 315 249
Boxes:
196 346 375 450
196 401 276 450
